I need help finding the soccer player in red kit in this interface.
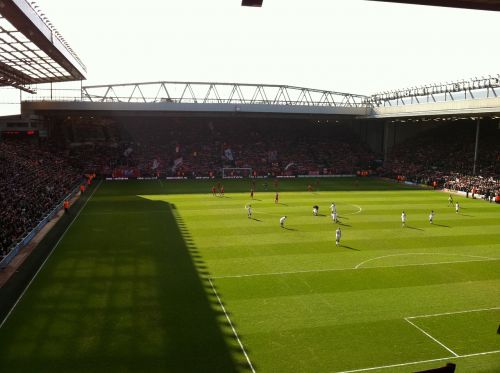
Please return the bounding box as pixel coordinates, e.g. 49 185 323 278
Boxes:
220 186 225 196
211 186 216 196
250 188 254 199
275 191 279 204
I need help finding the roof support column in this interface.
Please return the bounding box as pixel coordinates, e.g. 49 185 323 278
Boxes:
472 117 480 176
383 120 395 161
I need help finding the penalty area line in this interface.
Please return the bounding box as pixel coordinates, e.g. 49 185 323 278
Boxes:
208 278 256 373
404 317 458 357
407 306 500 320
336 350 500 373
0 180 102 330
334 350 500 373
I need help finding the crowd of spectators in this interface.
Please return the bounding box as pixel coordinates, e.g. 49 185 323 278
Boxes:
383 120 499 199
0 139 81 260
442 174 499 201
64 118 377 178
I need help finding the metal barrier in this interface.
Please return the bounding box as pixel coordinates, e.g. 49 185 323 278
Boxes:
0 183 81 269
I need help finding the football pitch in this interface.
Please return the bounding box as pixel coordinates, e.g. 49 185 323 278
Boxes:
0 178 499 372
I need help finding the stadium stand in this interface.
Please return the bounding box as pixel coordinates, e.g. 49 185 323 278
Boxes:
383 120 499 199
0 139 81 260
63 118 377 178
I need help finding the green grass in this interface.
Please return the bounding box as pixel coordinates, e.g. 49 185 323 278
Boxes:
0 177 499 372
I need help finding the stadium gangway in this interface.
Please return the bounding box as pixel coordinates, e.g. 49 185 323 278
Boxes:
80 81 369 108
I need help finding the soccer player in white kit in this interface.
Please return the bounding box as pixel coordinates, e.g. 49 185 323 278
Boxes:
313 205 319 216
330 202 337 214
455 202 460 214
332 210 338 223
335 227 341 246
429 210 434 224
280 216 287 228
401 211 406 227
246 204 252 219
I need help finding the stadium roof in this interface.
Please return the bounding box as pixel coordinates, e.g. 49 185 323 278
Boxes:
367 0 500 11
0 0 86 93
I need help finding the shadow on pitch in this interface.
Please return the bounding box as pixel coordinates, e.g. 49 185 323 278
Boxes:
432 223 450 228
406 225 424 231
282 227 297 231
0 189 250 372
135 198 250 372
338 221 351 227
340 245 359 251
250 217 262 222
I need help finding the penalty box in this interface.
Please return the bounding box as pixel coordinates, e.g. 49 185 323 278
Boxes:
405 307 500 357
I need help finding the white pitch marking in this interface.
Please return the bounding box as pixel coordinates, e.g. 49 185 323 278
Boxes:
213 267 353 279
404 317 459 357
208 278 256 373
0 180 102 330
212 257 499 280
354 252 496 269
349 204 363 215
334 350 500 373
407 306 500 320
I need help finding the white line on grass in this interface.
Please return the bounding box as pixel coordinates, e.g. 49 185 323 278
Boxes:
334 350 500 373
354 252 495 269
0 180 102 330
407 306 500 319
208 278 256 373
404 317 459 357
211 257 499 279
348 204 362 215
